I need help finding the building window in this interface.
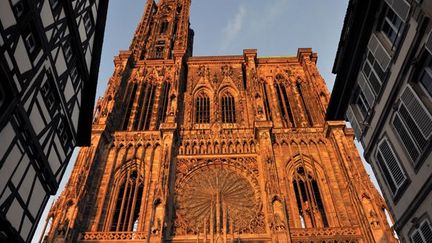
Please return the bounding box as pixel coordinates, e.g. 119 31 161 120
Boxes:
195 92 210 124
380 4 404 47
122 83 138 130
375 137 407 196
360 34 391 102
392 86 432 163
292 166 328 228
362 50 387 95
262 83 272 120
157 82 170 127
83 12 93 34
133 82 156 130
110 169 144 231
275 81 294 127
354 88 370 119
63 41 73 62
58 119 71 149
410 218 432 243
49 0 59 9
419 51 432 97
221 92 236 123
41 78 57 112
12 0 27 18
347 105 363 140
70 67 78 85
296 82 313 126
24 31 38 55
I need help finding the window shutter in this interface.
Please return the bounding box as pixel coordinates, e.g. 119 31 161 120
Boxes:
411 219 432 243
420 220 432 242
400 85 432 139
385 0 410 21
377 138 406 194
346 105 362 139
368 34 392 71
411 231 424 243
426 31 432 54
358 72 376 106
393 114 420 161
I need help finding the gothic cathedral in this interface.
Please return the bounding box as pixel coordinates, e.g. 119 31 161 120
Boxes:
43 0 397 242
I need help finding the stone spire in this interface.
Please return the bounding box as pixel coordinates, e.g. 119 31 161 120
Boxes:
130 0 193 61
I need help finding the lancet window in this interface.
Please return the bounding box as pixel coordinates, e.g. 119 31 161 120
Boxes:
221 92 236 123
157 81 171 127
110 170 144 232
275 81 295 127
133 81 156 130
122 82 138 130
262 83 272 120
292 166 328 228
195 92 210 123
296 82 313 126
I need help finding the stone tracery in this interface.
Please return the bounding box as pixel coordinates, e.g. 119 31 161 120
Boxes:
176 166 260 234
175 157 265 235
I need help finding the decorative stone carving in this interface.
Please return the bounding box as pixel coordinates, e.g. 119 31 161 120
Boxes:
176 166 264 235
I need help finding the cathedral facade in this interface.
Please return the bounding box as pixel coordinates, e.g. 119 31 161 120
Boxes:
43 0 397 242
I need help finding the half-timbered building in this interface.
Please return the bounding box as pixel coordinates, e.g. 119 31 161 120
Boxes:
0 0 108 242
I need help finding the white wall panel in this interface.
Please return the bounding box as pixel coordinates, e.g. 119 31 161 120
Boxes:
18 166 35 203
0 144 20 193
6 199 23 230
40 0 55 28
30 105 45 135
28 179 45 217
54 48 67 76
0 123 15 158
64 78 74 102
14 37 32 74
0 1 16 29
48 145 61 173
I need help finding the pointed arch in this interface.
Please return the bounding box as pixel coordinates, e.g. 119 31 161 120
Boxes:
220 90 236 123
134 80 156 130
156 80 171 127
194 89 211 124
285 155 329 229
274 74 295 127
109 160 145 232
123 81 139 130
296 79 313 126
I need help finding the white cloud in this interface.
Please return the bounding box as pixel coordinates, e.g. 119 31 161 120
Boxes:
220 5 247 51
252 0 290 31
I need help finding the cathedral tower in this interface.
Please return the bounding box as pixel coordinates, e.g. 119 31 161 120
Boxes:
42 1 397 242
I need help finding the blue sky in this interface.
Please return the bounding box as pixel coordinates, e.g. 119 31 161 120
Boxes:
33 0 383 241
